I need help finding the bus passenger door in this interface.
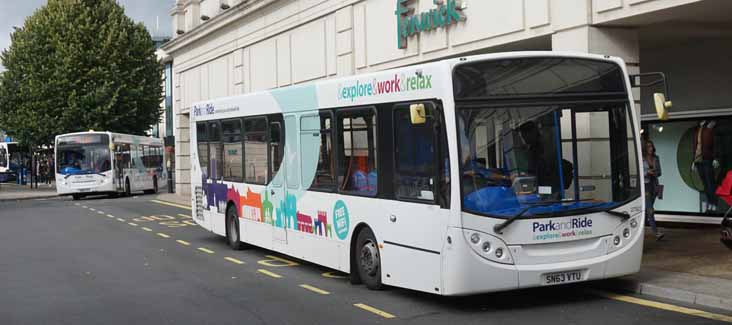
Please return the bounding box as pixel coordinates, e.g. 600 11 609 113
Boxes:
379 103 450 293
269 120 287 243
114 144 124 192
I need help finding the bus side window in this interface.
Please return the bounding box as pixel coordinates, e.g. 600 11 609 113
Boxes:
393 102 437 202
302 112 335 191
244 117 268 184
196 122 209 177
337 108 377 196
222 119 243 182
269 119 284 185
209 121 223 180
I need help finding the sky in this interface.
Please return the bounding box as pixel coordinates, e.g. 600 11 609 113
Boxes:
0 0 175 72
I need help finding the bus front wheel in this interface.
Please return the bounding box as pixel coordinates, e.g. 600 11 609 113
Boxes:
356 228 384 290
226 205 244 250
72 194 82 201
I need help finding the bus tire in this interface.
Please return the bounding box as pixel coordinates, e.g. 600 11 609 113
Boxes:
124 178 131 197
226 205 244 250
153 176 158 194
72 194 82 201
356 228 384 290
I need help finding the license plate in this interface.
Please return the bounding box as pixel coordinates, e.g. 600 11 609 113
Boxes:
77 188 91 192
543 270 583 285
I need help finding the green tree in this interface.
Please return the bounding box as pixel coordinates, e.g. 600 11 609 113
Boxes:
0 0 163 147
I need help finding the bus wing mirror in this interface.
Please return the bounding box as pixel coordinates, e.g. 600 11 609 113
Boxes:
653 93 672 121
410 103 427 125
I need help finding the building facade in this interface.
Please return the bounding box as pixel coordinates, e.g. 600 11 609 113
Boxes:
162 0 732 223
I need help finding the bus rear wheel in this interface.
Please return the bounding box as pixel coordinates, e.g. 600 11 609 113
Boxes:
356 228 384 290
226 205 244 250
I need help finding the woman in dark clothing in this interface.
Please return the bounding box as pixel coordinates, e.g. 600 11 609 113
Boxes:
643 140 664 241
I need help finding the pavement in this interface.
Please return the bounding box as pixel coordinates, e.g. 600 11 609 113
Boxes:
605 226 732 312
2 195 731 324
0 182 58 201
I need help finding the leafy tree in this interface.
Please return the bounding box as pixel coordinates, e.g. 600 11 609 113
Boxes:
0 0 163 147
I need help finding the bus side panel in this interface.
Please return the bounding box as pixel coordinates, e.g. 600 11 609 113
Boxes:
284 191 348 271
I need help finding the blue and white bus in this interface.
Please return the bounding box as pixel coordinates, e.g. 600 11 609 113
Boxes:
190 52 650 295
55 132 166 200
0 142 19 182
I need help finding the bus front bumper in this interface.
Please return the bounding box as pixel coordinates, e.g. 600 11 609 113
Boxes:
441 226 643 296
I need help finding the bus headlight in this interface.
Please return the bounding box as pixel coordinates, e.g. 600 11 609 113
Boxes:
630 218 638 229
623 228 631 238
481 241 491 253
613 236 621 246
495 248 504 258
470 233 480 244
463 230 513 265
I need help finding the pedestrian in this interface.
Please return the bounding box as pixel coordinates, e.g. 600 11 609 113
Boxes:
643 139 664 241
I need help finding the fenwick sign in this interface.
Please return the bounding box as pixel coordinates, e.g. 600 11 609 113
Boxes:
395 0 466 49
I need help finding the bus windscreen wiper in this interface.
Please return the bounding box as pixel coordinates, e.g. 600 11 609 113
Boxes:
493 199 593 234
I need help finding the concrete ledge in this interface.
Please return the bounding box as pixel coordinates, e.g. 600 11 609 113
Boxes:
0 193 59 202
602 271 732 312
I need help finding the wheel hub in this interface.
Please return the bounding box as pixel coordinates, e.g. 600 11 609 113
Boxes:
360 241 379 276
229 216 238 242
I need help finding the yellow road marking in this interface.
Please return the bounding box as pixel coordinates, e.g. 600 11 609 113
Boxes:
594 290 732 323
257 269 282 278
88 208 95 211
150 200 191 210
116 218 126 222
81 206 88 209
142 227 153 232
97 211 105 215
225 257 245 265
322 271 348 279
157 233 171 238
106 214 115 218
178 214 192 218
257 255 300 267
353 303 396 319
128 222 138 226
299 284 330 295
176 240 191 246
198 247 215 254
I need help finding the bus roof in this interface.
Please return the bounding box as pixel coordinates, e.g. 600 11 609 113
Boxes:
191 51 625 121
55 131 163 146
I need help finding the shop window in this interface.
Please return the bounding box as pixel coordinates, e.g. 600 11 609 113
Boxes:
244 117 267 184
645 117 732 215
393 103 436 202
222 119 243 182
337 108 377 196
302 112 335 191
196 122 209 176
209 121 223 180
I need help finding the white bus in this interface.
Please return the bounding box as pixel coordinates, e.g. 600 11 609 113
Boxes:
55 131 166 200
0 142 19 181
190 52 648 295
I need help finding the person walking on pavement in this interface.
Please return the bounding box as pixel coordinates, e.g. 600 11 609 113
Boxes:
643 139 664 241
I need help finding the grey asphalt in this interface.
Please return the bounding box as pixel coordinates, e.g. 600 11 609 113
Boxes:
0 195 729 324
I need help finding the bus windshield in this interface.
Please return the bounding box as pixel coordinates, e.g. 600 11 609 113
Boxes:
0 147 6 168
56 134 111 175
457 104 640 218
453 57 640 219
